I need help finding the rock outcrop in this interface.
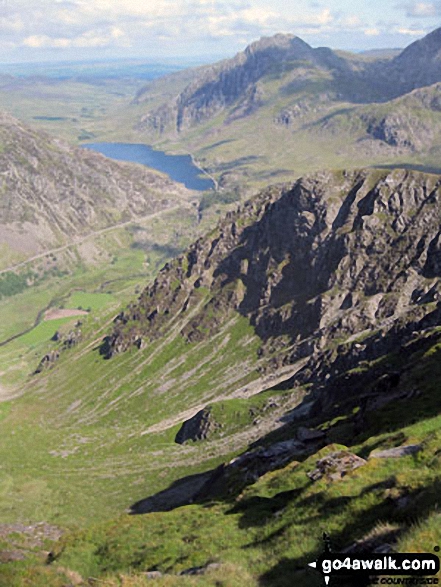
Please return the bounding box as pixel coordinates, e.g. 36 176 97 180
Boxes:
105 168 441 382
34 328 82 374
307 449 367 482
175 407 220 444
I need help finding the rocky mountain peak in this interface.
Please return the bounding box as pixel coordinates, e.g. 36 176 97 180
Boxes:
140 31 342 134
138 26 441 140
244 33 313 59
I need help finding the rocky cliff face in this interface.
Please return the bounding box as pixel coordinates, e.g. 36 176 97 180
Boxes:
105 169 441 390
139 34 352 134
0 112 192 260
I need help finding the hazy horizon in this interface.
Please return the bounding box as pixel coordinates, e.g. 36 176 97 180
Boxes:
0 1 439 64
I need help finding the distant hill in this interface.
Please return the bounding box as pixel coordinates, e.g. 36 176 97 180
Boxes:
383 27 441 96
125 27 441 190
358 48 402 59
0 112 194 270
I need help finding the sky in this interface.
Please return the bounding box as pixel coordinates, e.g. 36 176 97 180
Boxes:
0 0 440 64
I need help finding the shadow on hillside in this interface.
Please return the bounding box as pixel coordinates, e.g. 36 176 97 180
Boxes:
129 470 214 514
226 488 306 529
258 478 441 587
98 337 111 358
130 241 182 257
129 315 441 522
213 155 261 172
201 139 236 151
258 168 292 180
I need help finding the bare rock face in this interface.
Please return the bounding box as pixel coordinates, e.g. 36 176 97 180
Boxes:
105 168 441 371
175 407 220 444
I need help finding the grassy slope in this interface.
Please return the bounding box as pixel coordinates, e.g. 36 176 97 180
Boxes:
1 328 440 586
0 217 267 524
0 195 213 392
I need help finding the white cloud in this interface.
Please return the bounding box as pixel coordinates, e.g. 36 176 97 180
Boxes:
396 26 427 33
342 15 363 28
364 28 380 36
0 0 435 60
22 26 126 49
0 14 25 34
404 1 438 16
22 35 49 48
315 8 333 25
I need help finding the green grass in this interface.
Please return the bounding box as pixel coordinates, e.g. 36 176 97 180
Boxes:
10 408 439 586
0 200 206 395
0 78 146 144
0 322 440 587
65 291 115 312
18 318 78 347
200 390 293 441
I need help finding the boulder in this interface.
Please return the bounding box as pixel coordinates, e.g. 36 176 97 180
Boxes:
308 450 367 482
297 426 326 443
180 563 222 576
142 571 163 579
34 350 60 374
175 407 220 444
369 444 422 459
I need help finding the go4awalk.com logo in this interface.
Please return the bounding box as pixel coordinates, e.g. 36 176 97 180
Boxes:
308 535 440 585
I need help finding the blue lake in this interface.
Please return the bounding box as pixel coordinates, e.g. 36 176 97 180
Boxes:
82 142 214 191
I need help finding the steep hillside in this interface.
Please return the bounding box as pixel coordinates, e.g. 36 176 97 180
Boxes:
0 112 194 270
383 27 441 97
316 82 441 153
136 27 441 139
1 167 441 586
137 34 355 135
106 167 441 372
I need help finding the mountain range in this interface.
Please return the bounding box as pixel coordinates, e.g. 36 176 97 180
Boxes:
125 27 441 190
